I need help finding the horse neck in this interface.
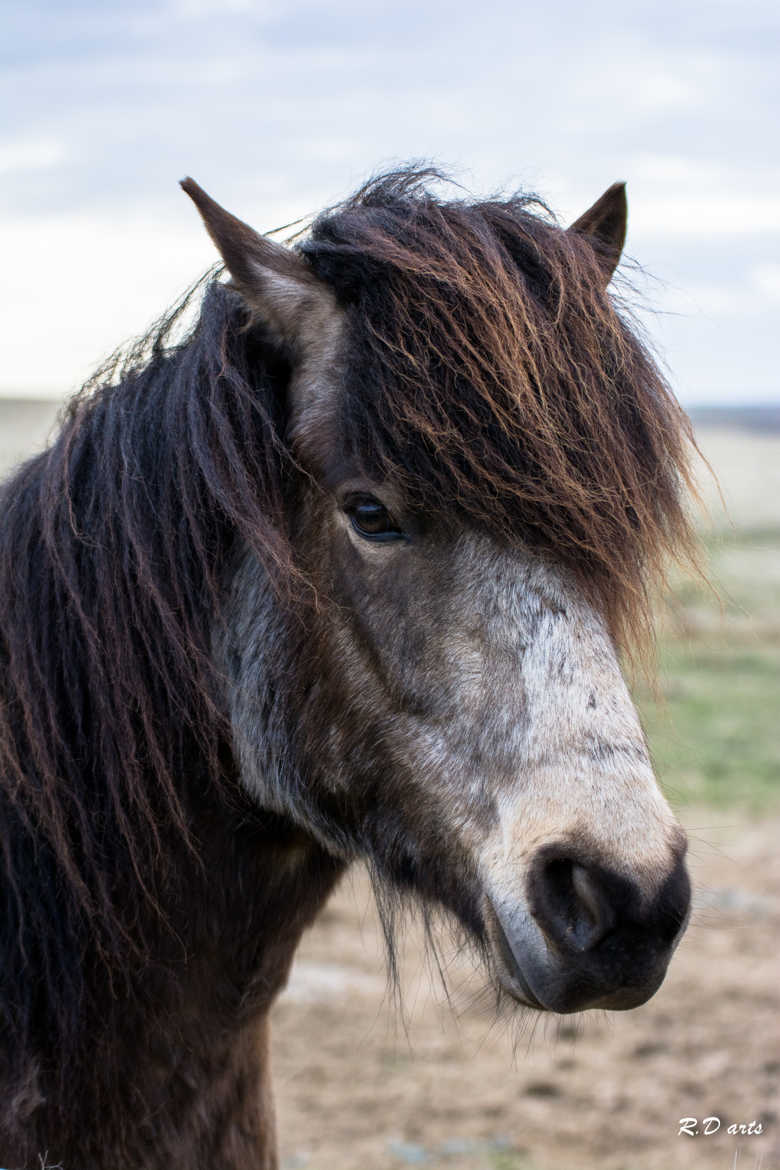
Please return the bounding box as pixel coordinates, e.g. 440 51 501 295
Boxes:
3 784 344 1168
0 308 347 1163
102 810 344 1166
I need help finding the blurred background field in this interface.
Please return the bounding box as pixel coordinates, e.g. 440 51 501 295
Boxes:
1 398 778 1170
638 414 780 814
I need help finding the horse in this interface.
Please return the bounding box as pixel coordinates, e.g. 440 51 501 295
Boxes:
0 166 696 1169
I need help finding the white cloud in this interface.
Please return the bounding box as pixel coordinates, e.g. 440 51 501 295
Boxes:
0 138 67 175
0 214 223 395
654 262 780 319
751 262 780 302
1 0 778 405
628 153 730 188
168 0 266 14
573 39 724 114
631 195 780 239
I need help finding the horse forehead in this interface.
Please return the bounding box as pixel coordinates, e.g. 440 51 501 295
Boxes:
448 534 591 623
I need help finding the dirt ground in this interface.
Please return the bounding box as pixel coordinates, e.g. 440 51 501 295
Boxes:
272 808 780 1170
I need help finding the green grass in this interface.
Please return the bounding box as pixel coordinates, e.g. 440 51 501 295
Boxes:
487 1156 538 1170
634 524 780 812
638 640 780 811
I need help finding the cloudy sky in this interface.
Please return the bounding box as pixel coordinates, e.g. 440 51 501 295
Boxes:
2 0 778 404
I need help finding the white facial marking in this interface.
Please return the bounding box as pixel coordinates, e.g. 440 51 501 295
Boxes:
332 527 681 894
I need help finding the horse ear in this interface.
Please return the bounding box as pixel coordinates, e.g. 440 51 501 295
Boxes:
180 177 329 348
568 182 627 287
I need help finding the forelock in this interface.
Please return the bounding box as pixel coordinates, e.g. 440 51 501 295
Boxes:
299 166 699 657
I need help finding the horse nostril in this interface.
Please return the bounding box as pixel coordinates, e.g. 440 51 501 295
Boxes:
530 856 617 953
571 863 616 945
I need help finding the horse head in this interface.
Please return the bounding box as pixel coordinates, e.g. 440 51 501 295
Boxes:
184 172 692 1016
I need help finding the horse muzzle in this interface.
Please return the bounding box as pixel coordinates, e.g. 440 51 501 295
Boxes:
483 841 691 1013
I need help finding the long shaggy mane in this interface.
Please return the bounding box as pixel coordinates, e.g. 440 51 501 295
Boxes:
0 274 294 1079
0 165 699 1091
302 167 699 652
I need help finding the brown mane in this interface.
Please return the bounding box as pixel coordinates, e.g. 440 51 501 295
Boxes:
0 165 700 1164
301 167 699 654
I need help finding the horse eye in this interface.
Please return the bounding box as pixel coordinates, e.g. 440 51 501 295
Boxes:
345 497 405 542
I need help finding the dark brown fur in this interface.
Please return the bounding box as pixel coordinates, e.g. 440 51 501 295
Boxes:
0 167 698 1167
